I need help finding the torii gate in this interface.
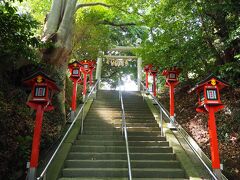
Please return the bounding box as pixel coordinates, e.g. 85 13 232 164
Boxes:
95 46 142 91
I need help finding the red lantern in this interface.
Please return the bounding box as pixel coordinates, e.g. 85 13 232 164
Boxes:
80 60 92 99
162 67 180 123
189 76 227 113
88 60 96 86
23 71 60 111
23 71 60 179
68 61 83 115
162 66 180 86
149 65 158 97
189 74 229 175
68 61 83 83
144 64 152 89
80 60 91 74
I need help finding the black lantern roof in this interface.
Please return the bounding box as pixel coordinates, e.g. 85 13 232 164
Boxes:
23 71 60 91
162 67 180 76
188 74 229 94
68 61 81 68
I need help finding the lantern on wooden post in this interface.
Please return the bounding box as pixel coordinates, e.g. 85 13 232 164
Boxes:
80 60 91 101
68 61 83 122
89 60 96 86
188 74 229 178
144 64 152 89
162 67 180 128
149 65 158 97
23 71 60 180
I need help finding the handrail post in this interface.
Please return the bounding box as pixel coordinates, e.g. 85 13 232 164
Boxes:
43 173 46 180
142 86 145 102
81 104 85 135
160 108 163 137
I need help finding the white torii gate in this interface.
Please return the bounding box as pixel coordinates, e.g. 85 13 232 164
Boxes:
95 46 142 91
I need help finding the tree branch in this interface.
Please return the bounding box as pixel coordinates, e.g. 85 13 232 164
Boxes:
75 2 143 17
98 20 136 27
75 2 112 11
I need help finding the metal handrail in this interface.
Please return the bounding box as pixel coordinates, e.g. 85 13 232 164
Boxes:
119 90 132 180
37 80 100 180
140 82 219 180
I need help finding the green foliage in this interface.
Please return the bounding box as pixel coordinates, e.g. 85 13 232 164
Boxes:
137 0 240 86
102 61 137 88
72 0 147 60
218 61 240 86
15 135 32 161
0 0 41 63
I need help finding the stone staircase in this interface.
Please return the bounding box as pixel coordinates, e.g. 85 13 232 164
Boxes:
59 90 187 180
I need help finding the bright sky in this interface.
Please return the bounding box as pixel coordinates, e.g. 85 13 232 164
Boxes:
102 75 138 91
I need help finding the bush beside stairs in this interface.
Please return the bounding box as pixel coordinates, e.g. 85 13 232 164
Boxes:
59 90 187 180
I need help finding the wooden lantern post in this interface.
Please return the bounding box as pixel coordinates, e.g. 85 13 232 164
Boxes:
162 67 180 128
89 60 96 87
149 65 158 97
189 74 229 178
23 71 60 180
80 60 91 101
144 64 152 89
68 61 83 122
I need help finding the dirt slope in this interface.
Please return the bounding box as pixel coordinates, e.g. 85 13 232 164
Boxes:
159 85 240 179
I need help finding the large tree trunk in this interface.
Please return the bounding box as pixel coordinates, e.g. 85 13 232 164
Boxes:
40 0 78 123
42 0 77 65
39 0 113 123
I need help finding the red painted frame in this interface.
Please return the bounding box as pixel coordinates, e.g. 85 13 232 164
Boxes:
162 67 180 117
23 71 60 172
189 75 229 170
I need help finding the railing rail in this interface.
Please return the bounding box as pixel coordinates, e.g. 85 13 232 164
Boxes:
119 89 132 180
140 81 220 180
37 80 100 180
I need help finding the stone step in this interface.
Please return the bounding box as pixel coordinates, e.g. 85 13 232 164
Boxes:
91 105 148 109
71 145 172 153
82 130 161 136
65 160 127 168
78 135 124 141
128 136 166 141
67 152 176 160
74 140 169 146
84 122 158 127
132 168 186 178
86 115 154 118
85 115 121 118
64 160 180 169
59 90 186 180
83 131 121 135
93 101 147 104
128 131 161 136
131 160 181 168
59 178 186 180
130 141 169 146
68 152 127 160
86 112 153 116
62 168 128 177
78 135 166 141
84 127 160 132
59 178 128 180
85 117 156 124
74 140 125 146
83 127 122 132
62 168 185 178
90 108 149 112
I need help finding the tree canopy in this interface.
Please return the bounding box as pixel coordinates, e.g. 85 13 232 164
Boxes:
0 0 240 179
